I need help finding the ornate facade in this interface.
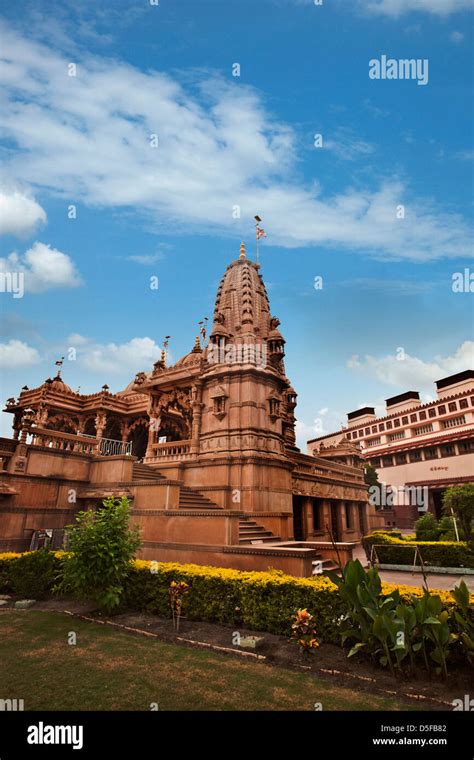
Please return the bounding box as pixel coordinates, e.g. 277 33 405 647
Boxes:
0 243 375 576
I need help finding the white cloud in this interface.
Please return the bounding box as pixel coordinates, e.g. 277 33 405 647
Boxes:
0 339 41 368
348 340 474 389
0 189 47 236
450 30 465 42
456 149 474 161
0 23 471 262
340 277 435 294
67 333 89 346
0 241 82 293
128 253 165 265
324 129 375 161
77 336 162 374
358 0 473 17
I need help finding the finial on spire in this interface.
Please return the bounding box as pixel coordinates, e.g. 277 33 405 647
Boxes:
239 241 246 259
54 356 64 377
193 335 201 352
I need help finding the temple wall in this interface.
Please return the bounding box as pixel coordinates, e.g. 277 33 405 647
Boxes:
138 542 315 577
21 448 91 480
131 512 240 546
89 456 134 483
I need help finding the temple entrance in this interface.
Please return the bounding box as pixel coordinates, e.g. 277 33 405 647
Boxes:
83 417 96 436
128 423 148 460
292 495 304 540
330 502 340 542
103 418 122 441
358 503 366 535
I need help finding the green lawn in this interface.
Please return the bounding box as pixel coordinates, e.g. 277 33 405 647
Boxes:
0 611 413 711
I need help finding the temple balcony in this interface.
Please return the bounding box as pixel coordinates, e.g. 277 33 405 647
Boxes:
144 438 195 463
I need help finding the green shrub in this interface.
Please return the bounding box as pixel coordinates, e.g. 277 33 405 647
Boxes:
443 484 474 542
362 531 474 568
58 496 141 613
327 560 457 677
9 549 60 599
123 561 344 641
438 516 466 542
415 513 441 542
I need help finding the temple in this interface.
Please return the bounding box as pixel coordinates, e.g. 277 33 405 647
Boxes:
0 243 377 576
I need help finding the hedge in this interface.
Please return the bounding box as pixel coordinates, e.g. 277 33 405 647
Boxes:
363 532 474 569
124 560 344 641
0 552 472 641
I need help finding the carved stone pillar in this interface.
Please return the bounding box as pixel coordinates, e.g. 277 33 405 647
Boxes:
95 412 107 439
12 412 22 440
121 421 130 442
190 382 203 453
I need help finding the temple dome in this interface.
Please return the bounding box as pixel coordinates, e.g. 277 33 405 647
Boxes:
117 375 151 396
43 374 73 394
210 243 273 341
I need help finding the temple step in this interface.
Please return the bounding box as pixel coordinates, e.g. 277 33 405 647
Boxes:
178 485 220 509
132 463 166 481
238 517 281 545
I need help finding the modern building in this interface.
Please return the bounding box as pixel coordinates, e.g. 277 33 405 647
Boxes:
307 370 474 527
0 243 377 576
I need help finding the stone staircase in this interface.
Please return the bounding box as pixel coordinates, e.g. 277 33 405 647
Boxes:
238 516 281 545
132 463 166 481
178 485 220 509
132 463 220 509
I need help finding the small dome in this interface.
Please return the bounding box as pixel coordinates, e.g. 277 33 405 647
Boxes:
173 352 200 368
45 374 73 394
117 374 151 396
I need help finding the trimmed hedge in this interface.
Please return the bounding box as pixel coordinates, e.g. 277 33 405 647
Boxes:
124 561 344 641
0 551 63 596
0 552 472 642
363 531 474 569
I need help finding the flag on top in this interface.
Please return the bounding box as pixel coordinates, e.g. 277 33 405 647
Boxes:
256 226 267 240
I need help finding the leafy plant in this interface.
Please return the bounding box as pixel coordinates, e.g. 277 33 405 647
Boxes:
442 485 474 542
168 580 189 632
9 548 58 599
58 496 141 613
413 592 452 678
290 608 319 656
451 580 474 667
328 559 457 678
437 516 465 542
415 513 440 542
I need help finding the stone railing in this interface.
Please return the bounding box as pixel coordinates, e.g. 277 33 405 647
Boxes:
147 439 194 461
0 437 17 470
291 453 365 484
30 427 99 455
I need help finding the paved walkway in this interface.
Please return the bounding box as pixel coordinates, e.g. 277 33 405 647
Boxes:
352 544 474 592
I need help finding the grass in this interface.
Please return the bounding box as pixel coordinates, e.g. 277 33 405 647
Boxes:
0 611 415 711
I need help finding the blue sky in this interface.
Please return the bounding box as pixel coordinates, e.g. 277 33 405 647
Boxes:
0 0 473 446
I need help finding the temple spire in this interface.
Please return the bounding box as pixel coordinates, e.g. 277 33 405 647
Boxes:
239 241 246 259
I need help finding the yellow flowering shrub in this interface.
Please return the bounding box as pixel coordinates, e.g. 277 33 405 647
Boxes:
363 531 474 568
122 558 473 641
1 552 472 642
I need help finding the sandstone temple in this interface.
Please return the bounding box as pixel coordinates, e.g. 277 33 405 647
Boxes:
0 243 376 576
